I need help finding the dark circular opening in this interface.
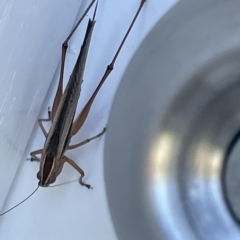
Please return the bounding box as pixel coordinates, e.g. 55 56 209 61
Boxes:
222 127 240 224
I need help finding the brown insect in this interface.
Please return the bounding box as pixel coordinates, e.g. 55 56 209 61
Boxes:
0 0 146 216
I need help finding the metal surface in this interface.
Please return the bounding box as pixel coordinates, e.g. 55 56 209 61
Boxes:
104 0 240 239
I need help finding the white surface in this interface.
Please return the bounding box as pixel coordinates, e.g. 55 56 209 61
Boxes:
0 0 85 211
0 0 177 239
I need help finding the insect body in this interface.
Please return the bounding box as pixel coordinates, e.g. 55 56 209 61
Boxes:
30 0 146 188
0 0 146 216
30 1 101 189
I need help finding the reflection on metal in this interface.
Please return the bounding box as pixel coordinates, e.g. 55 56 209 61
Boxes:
194 141 223 179
150 131 177 180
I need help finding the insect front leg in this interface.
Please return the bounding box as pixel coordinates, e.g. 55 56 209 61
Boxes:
29 149 43 162
63 156 92 189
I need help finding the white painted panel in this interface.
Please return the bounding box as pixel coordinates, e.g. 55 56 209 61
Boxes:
0 0 85 210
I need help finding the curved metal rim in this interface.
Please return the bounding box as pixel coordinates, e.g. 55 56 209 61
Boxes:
104 1 240 239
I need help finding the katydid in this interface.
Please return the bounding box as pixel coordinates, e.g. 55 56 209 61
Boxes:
0 0 146 216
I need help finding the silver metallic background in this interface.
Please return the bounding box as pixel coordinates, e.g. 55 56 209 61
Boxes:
104 0 240 239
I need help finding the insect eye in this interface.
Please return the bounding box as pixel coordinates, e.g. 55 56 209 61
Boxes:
37 171 41 180
49 178 56 184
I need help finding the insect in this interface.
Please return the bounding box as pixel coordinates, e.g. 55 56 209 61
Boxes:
0 0 146 215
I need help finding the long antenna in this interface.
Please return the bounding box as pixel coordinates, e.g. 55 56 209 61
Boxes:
0 185 39 216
